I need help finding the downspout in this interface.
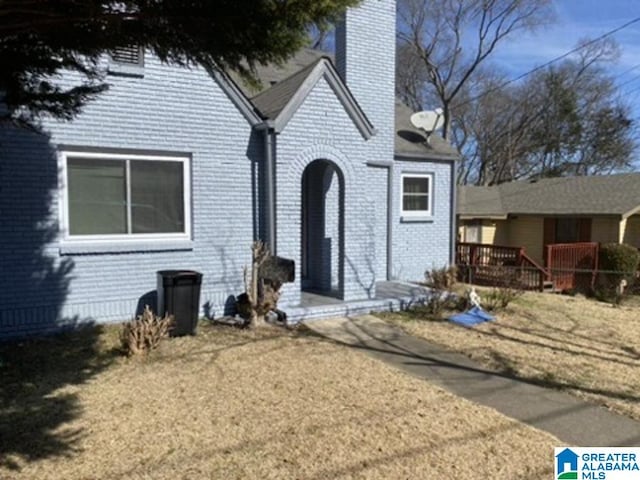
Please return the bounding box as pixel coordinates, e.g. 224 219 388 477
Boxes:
264 128 276 254
387 164 394 280
450 160 457 266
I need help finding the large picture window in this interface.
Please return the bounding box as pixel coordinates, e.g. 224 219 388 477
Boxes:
401 173 432 217
61 151 190 240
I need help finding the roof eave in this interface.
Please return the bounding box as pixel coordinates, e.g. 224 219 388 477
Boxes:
622 205 640 219
458 214 508 220
210 69 264 126
394 151 459 163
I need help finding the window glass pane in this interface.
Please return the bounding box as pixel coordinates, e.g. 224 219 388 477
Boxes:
403 195 429 211
67 158 127 235
556 218 578 243
130 160 184 234
403 177 429 194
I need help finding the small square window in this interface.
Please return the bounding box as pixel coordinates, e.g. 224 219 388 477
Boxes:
401 173 432 217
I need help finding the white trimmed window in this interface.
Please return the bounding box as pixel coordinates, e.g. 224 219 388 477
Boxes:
401 173 432 217
60 151 190 241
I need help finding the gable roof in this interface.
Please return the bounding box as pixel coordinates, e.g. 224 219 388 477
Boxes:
458 173 640 219
251 57 375 138
251 59 321 119
225 48 458 160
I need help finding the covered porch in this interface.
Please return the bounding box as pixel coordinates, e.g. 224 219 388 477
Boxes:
285 281 430 324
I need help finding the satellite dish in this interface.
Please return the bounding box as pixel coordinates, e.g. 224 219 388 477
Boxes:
410 108 444 134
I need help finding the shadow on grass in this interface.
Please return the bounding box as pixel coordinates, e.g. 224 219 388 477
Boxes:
384 304 640 398
300 317 640 445
0 326 120 471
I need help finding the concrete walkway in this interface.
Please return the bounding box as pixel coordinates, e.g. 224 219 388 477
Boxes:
305 315 640 447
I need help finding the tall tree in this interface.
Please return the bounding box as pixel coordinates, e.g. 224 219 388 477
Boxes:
396 0 553 139
0 0 360 127
456 38 636 185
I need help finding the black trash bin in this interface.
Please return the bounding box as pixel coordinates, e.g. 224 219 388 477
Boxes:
157 270 203 336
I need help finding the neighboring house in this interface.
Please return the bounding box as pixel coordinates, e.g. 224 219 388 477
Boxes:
458 174 640 265
0 0 458 339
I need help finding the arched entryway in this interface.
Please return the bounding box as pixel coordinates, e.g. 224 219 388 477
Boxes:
301 159 345 298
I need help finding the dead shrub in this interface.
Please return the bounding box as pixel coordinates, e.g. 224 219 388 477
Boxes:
424 265 457 290
419 266 458 319
120 306 174 356
483 285 523 312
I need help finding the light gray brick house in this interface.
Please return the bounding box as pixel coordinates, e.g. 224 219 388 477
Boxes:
0 0 458 339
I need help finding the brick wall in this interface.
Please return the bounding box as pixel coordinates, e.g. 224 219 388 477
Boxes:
276 77 378 304
0 0 455 338
391 159 454 281
0 54 257 338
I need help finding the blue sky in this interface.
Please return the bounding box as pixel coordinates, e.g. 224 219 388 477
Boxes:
491 1 640 110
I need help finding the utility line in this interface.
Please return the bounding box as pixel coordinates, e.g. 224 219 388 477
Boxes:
458 15 640 108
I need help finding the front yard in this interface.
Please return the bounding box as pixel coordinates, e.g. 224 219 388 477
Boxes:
0 321 559 479
381 290 640 420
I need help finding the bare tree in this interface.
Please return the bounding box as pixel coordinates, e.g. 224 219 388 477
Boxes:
397 0 553 139
309 24 335 51
456 38 636 185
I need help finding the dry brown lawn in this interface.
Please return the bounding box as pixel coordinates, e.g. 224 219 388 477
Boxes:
381 290 640 420
1 321 560 479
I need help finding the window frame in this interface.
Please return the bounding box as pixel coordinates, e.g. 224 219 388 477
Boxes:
400 173 433 218
110 45 145 68
108 46 145 77
59 150 191 243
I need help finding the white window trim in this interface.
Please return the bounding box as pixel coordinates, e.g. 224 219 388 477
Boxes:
400 173 433 217
58 150 191 244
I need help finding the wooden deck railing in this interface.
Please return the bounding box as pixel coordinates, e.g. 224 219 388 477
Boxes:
520 251 551 291
455 242 522 266
545 242 598 291
457 241 603 292
455 242 550 290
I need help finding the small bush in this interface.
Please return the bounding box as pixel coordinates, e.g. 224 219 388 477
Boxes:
595 243 640 304
410 292 457 320
424 292 448 318
425 265 457 290
120 306 173 356
483 285 523 312
599 243 640 277
421 266 458 318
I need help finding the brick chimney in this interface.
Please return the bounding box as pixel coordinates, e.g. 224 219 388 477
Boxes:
335 0 396 157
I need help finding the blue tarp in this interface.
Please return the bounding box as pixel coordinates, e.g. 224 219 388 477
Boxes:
448 306 495 327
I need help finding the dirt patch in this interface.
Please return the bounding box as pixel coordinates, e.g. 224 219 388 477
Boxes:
381 290 640 420
1 322 558 479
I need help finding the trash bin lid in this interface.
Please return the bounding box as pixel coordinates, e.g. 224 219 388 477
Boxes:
157 270 201 278
158 270 203 286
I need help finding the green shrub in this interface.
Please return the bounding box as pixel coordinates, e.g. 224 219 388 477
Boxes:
599 243 640 279
595 243 640 304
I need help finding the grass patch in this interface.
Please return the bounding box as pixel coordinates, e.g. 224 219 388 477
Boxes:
1 320 558 479
381 290 640 420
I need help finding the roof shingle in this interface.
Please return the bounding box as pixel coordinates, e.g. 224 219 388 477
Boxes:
458 174 640 218
228 49 458 160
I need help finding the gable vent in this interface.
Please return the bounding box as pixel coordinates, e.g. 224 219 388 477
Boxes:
111 46 143 66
